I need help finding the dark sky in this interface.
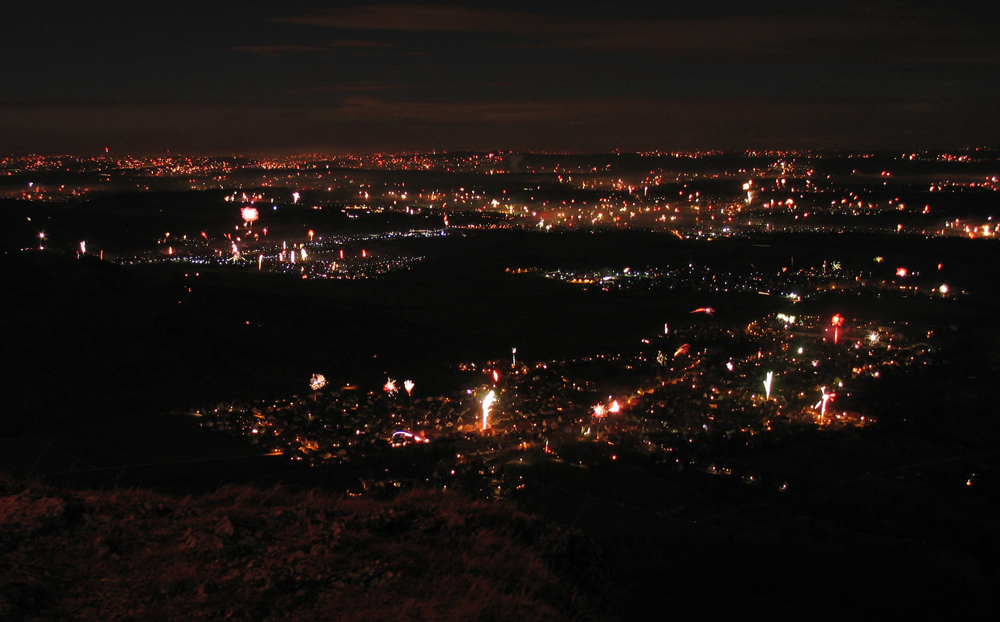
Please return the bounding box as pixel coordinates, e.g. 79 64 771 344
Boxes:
2 1 998 155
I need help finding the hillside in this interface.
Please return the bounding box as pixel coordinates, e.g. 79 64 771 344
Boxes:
0 476 605 621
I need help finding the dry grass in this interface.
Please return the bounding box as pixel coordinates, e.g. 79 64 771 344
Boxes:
0 475 605 621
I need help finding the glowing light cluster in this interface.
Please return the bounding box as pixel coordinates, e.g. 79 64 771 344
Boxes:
481 390 496 431
241 206 259 224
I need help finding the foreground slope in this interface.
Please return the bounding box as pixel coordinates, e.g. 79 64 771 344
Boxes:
0 476 604 621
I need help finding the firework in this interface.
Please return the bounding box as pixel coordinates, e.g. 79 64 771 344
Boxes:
492 370 500 384
592 403 607 418
481 390 496 431
241 206 259 224
608 400 620 414
384 378 398 395
309 374 327 391
403 379 415 396
674 344 690 357
691 307 715 315
292 192 300 204
392 431 428 445
79 241 86 254
763 371 773 399
817 386 835 422
308 229 315 242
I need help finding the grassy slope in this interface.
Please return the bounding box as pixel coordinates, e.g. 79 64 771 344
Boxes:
0 476 605 622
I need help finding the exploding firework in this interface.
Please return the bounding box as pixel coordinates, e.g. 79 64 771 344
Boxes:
608 400 621 413
403 379 415 396
481 390 496 431
241 206 259 224
292 192 300 204
592 403 607 417
391 430 428 445
674 344 691 357
383 378 398 395
763 371 773 399
309 374 327 391
817 386 835 422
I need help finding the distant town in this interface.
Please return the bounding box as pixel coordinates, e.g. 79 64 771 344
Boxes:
3 148 996 503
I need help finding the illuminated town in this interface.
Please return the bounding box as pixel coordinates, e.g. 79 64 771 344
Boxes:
3 148 998 620
189 310 940 499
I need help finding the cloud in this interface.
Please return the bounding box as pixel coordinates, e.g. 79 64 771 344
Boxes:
314 95 1000 151
298 83 418 93
2 96 997 155
231 39 392 57
230 44 326 56
325 39 394 48
278 3 1000 64
279 5 579 35
329 97 577 123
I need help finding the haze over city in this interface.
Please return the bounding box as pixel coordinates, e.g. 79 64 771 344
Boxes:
2 1 999 153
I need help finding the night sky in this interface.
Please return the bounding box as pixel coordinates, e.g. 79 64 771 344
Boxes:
2 1 998 155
